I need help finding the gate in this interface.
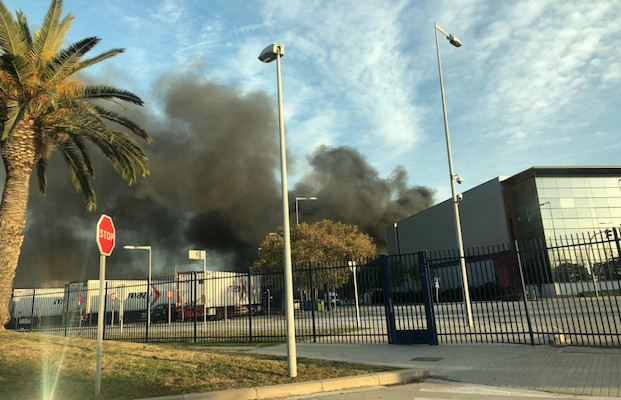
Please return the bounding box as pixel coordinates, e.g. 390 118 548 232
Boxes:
380 253 438 345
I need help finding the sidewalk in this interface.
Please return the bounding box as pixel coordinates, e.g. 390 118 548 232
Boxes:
254 343 621 397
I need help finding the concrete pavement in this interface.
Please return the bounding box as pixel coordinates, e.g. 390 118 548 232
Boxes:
138 342 620 399
255 342 621 397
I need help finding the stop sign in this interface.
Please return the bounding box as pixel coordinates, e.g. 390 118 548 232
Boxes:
96 214 115 256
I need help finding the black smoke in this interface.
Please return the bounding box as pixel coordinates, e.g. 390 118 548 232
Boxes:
292 146 435 246
6 70 434 287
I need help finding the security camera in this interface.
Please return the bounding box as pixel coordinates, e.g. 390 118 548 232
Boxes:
456 175 463 184
456 193 464 203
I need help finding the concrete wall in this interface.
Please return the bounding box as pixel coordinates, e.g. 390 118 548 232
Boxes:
387 178 512 255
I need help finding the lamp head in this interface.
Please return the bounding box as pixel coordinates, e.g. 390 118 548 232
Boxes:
258 43 285 63
447 34 462 47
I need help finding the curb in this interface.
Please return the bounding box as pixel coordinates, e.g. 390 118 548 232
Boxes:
136 368 428 400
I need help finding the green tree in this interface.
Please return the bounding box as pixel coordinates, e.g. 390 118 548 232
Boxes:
253 219 376 310
0 0 150 326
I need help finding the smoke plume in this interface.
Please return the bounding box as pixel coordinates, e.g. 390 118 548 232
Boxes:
4 70 435 288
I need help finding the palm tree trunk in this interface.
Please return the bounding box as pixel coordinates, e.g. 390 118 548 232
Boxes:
0 120 37 327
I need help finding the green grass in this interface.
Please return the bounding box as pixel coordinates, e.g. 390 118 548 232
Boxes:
0 330 392 400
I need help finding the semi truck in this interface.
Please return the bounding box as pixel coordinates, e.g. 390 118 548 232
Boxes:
8 271 263 328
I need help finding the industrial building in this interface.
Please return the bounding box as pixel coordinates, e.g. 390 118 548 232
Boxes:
387 166 621 254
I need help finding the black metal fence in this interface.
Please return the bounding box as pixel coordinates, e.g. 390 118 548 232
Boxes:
8 228 621 348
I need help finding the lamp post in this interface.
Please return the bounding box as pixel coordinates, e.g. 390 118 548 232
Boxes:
259 42 297 377
295 196 317 225
124 245 152 327
435 22 472 328
189 250 208 331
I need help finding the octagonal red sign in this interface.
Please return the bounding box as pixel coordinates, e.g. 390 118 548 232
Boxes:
96 214 115 256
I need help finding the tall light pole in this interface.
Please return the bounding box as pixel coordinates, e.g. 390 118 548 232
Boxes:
295 196 317 225
435 22 473 328
124 245 152 327
259 42 297 377
189 249 208 331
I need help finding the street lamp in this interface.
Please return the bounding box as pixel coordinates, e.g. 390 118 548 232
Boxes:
435 22 472 328
124 245 152 327
295 196 317 225
189 249 208 331
259 42 297 378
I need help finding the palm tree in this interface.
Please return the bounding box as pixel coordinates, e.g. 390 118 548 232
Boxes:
0 0 151 326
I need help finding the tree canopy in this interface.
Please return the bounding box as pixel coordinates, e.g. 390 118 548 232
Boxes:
253 220 377 298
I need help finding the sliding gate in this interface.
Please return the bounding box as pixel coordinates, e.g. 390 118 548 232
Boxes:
380 253 438 345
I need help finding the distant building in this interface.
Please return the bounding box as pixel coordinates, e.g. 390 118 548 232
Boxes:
387 166 621 253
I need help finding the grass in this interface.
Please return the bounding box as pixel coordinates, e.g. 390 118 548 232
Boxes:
0 330 392 400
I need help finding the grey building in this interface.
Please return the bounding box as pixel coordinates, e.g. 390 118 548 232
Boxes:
387 166 621 254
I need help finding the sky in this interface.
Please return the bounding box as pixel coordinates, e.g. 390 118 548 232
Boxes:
2 0 621 284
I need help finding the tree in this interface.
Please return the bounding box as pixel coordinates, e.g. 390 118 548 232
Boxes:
253 219 376 310
0 0 151 326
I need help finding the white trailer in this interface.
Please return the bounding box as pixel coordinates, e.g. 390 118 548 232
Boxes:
175 271 262 320
10 288 65 327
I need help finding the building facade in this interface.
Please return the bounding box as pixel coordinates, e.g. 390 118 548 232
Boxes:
387 167 621 254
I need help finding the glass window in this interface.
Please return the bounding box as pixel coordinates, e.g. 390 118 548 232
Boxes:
575 198 591 208
579 219 594 229
536 178 557 189
610 208 621 218
589 178 605 188
575 208 592 218
603 178 620 188
593 198 608 207
556 178 572 188
570 178 586 187
595 208 611 219
560 198 575 208
572 187 590 197
609 198 621 207
606 188 620 197
558 188 573 197
564 219 580 229
561 208 577 218
539 188 558 199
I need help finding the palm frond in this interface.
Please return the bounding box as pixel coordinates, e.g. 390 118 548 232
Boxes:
32 0 74 66
44 36 100 82
36 158 48 195
0 2 31 83
15 11 32 47
77 85 144 106
83 129 150 183
2 98 29 140
70 133 94 176
94 105 151 142
60 140 96 210
59 48 124 79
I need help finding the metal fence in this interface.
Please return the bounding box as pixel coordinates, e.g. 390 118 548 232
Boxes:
7 228 621 348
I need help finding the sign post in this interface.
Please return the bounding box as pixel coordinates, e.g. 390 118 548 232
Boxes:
189 250 207 331
166 289 173 324
110 293 117 326
95 214 115 397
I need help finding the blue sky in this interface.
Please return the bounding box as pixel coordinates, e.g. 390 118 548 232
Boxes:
6 0 621 202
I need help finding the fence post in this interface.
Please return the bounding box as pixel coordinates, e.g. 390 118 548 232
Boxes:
309 261 316 343
145 280 150 343
11 289 17 330
103 282 108 341
30 289 36 332
419 251 438 345
515 241 535 346
248 267 253 343
614 228 621 266
64 286 70 337
379 255 395 344
193 272 198 343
